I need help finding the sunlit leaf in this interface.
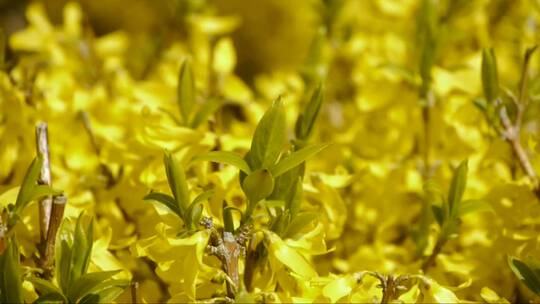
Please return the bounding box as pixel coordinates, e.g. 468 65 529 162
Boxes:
164 151 190 214
193 151 251 173
0 238 23 304
67 270 121 302
508 256 540 295
144 192 182 218
270 143 328 177
178 58 196 124
250 98 286 169
296 83 324 140
457 199 493 217
448 160 468 218
481 48 499 103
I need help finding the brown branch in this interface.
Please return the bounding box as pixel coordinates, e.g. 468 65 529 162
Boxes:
497 100 540 198
130 281 139 304
421 237 445 272
201 217 251 298
355 272 409 303
35 122 53 243
40 195 66 278
0 212 5 254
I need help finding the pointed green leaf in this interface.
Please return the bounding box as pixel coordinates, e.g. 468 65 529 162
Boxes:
78 279 129 304
70 214 93 284
144 192 182 218
191 190 214 207
164 151 190 214
296 84 324 140
178 58 196 124
457 199 493 217
287 177 303 219
56 238 72 294
0 238 23 304
189 97 222 128
186 201 203 230
34 292 66 304
250 98 286 169
270 143 328 177
283 212 316 238
481 48 499 103
448 160 468 218
193 151 251 174
508 256 540 295
14 155 43 212
417 0 438 96
27 276 66 302
67 270 121 302
27 185 63 203
431 204 444 227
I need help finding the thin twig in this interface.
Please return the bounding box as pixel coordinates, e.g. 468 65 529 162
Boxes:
496 47 540 199
41 195 66 278
130 281 139 304
497 100 540 198
421 237 445 272
35 122 53 243
0 212 5 254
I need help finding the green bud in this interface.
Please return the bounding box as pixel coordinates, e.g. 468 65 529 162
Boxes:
481 48 499 103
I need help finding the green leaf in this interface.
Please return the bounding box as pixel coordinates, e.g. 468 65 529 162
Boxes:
78 279 129 304
481 48 499 103
144 192 182 218
191 190 214 206
508 256 540 295
417 0 438 96
242 169 275 204
270 143 328 177
186 201 203 230
12 155 63 217
0 238 23 304
26 276 66 302
14 155 43 212
296 83 324 140
193 151 251 174
457 199 493 217
164 151 190 214
34 293 66 303
67 270 121 302
287 177 303 219
56 238 72 294
448 160 468 218
178 58 196 124
283 212 317 238
271 210 290 235
431 204 444 227
250 98 286 169
70 214 94 284
189 97 222 128
27 185 63 203
242 169 275 222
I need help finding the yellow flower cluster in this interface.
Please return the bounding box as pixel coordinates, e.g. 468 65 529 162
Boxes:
1 0 539 303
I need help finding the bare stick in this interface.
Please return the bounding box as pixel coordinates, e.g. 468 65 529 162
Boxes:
41 195 66 278
497 101 540 198
0 214 5 254
35 123 53 243
130 281 139 304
